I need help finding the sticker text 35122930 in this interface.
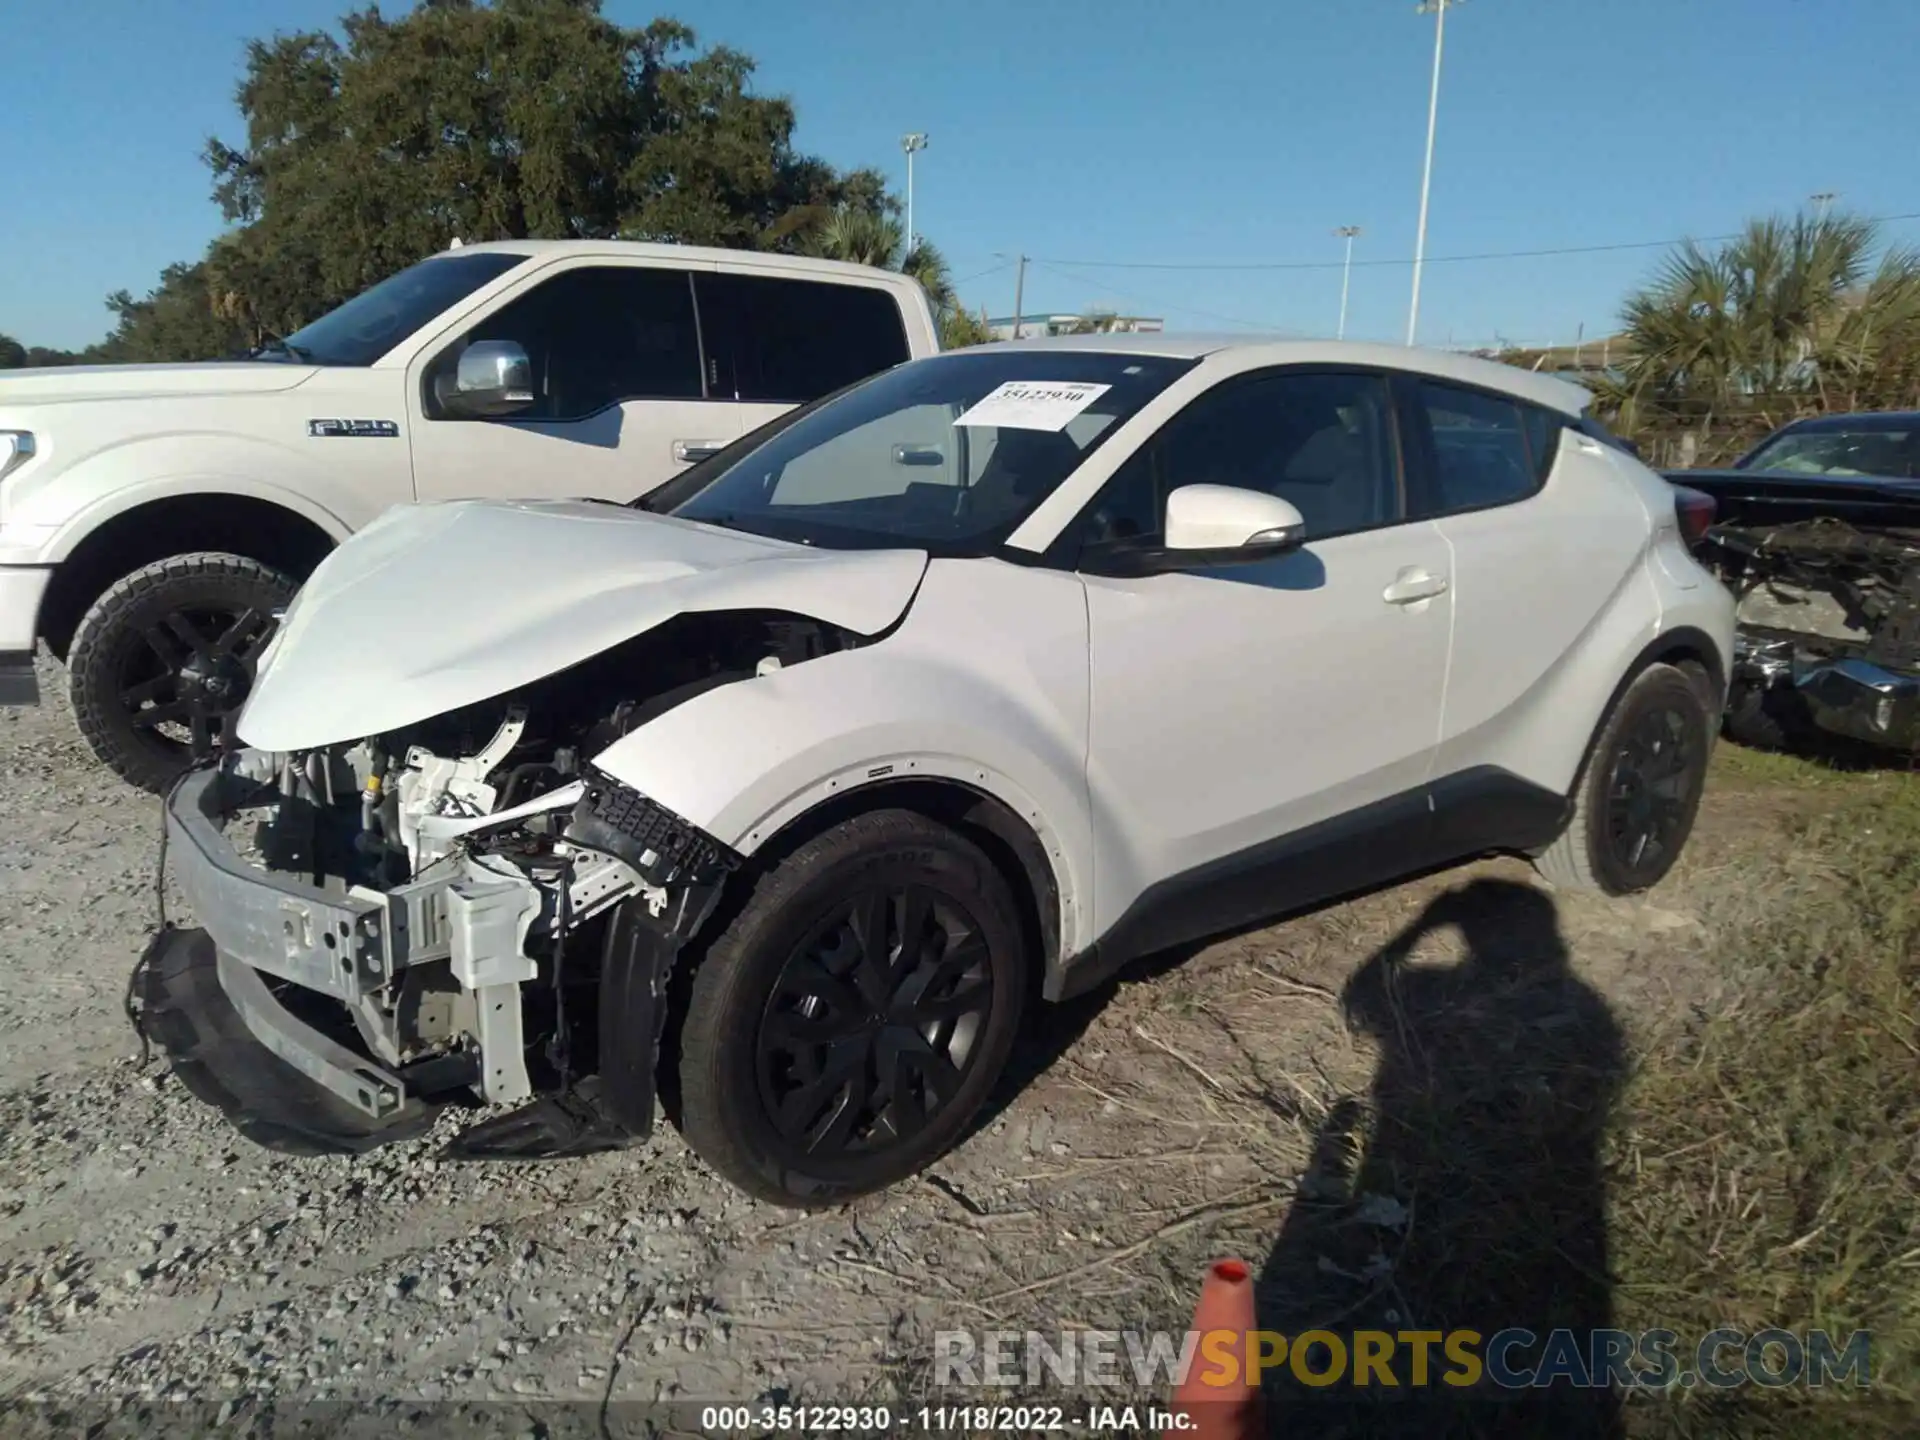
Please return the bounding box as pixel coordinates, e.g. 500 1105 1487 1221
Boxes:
952 382 1112 433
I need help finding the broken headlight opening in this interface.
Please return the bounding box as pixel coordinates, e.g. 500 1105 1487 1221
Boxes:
1702 515 1920 750
119 612 868 1162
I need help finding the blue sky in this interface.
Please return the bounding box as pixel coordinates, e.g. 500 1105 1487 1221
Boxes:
7 0 1920 352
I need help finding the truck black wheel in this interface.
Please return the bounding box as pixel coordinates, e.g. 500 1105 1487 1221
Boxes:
67 553 293 793
674 809 1028 1208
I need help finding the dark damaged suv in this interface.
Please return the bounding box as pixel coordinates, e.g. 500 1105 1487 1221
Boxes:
1668 410 1920 753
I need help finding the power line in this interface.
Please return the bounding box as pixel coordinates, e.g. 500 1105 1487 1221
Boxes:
950 260 1011 288
1028 209 1920 275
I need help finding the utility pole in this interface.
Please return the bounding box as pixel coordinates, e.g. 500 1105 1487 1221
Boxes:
1011 255 1027 339
1407 0 1462 347
1334 226 1363 339
901 133 929 253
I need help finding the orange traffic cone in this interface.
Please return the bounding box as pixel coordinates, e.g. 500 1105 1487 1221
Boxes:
1166 1258 1264 1439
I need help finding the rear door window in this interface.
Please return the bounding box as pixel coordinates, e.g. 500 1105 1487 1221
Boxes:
696 273 911 405
1416 380 1548 514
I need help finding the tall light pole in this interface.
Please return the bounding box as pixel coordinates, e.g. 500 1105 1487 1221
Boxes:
1407 0 1462 347
901 132 929 254
1810 190 1837 222
1334 226 1363 339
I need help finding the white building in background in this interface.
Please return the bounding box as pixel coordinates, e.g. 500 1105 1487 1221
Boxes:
985 312 1164 342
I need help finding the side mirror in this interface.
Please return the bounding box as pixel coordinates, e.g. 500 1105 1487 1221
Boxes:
1081 484 1306 577
1163 484 1306 559
442 339 535 418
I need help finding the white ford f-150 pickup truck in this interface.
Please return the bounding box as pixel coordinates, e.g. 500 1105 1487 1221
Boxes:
0 240 939 790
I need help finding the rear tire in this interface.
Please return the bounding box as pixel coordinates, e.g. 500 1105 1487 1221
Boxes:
67 553 293 793
1722 678 1814 752
1534 662 1714 896
674 809 1028 1208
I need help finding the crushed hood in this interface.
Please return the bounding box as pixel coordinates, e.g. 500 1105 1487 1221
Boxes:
0 361 320 407
238 499 929 750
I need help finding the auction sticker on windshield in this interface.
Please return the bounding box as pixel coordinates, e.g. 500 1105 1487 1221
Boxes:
953 381 1112 432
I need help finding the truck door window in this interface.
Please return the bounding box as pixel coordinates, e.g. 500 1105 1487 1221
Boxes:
696 273 911 405
433 265 703 420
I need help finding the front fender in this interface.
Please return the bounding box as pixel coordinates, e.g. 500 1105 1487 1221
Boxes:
588 645 1097 960
45 474 358 563
7 429 383 560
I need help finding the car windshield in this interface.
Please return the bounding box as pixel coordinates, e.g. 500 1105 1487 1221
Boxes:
1741 425 1916 479
276 251 529 366
650 349 1196 553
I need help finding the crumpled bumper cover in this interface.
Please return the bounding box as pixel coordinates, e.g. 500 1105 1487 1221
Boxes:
137 923 436 1155
1734 634 1920 749
137 762 741 1160
135 766 461 1156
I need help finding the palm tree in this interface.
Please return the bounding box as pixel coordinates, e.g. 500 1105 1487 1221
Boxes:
1604 211 1920 458
803 205 988 348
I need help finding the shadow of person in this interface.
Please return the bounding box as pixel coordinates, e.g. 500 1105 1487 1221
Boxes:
1255 877 1627 1438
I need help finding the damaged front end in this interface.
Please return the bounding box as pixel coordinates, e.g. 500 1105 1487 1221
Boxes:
1694 504 1920 751
131 612 875 1160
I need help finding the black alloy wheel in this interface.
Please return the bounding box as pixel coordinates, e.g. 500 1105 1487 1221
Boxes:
67 553 295 792
672 809 1028 1207
1600 700 1702 888
120 605 276 751
1535 661 1714 896
756 884 996 1159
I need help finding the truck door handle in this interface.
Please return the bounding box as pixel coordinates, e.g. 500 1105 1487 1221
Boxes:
1383 567 1450 605
673 439 727 463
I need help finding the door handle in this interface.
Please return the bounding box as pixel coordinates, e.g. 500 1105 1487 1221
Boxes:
672 439 727 463
1383 567 1450 605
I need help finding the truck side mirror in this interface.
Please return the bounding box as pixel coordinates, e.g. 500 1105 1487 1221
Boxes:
443 340 535 418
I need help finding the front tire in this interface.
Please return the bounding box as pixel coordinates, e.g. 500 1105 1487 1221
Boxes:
675 809 1028 1208
67 553 292 793
1534 662 1714 896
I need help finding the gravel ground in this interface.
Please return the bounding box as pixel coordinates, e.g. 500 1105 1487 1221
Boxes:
0 652 1773 1431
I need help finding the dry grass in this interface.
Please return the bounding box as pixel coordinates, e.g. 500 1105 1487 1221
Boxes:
844 749 1920 1437
1605 764 1920 1435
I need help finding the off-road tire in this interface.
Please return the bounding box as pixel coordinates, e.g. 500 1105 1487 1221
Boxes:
1534 661 1714 896
67 553 295 793
675 809 1028 1208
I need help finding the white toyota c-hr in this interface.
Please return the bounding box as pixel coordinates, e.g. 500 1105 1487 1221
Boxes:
137 335 1735 1207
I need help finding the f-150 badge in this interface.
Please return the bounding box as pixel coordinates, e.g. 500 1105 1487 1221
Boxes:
308 419 400 438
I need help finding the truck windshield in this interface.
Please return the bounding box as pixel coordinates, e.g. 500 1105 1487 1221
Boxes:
277 252 528 366
652 349 1196 554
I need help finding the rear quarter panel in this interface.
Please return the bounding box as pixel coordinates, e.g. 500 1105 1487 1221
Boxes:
1434 426 1668 796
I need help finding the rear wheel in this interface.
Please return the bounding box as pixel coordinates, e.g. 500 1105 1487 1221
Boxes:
674 809 1028 1207
67 553 292 793
1534 662 1714 896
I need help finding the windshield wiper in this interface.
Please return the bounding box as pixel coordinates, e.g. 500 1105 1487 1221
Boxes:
248 334 314 363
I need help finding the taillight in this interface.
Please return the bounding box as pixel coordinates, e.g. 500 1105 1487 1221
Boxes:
1672 484 1716 547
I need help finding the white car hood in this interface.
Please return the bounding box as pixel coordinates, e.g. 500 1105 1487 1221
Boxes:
0 361 319 407
238 499 930 751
